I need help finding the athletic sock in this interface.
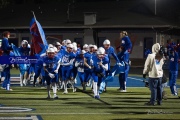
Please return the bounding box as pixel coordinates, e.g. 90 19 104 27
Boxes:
47 85 51 97
93 82 97 96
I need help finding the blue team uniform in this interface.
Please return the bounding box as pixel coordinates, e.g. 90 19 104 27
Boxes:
1 51 14 89
75 55 84 84
121 36 132 52
33 54 44 85
71 52 78 79
43 56 60 85
18 46 32 74
84 52 94 83
92 55 109 86
169 51 179 95
117 50 129 90
61 50 75 81
104 46 119 72
18 47 30 56
1 37 13 90
1 37 12 55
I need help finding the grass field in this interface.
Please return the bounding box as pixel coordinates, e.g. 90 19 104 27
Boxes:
0 86 180 120
0 68 179 119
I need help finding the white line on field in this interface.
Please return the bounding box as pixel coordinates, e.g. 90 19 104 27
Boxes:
0 112 112 115
0 117 32 120
128 77 144 82
0 116 39 120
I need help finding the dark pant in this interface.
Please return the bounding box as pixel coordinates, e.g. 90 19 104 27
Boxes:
148 77 162 104
119 73 125 90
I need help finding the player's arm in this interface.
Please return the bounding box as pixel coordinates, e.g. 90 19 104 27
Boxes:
84 57 91 69
54 59 61 74
75 61 80 67
43 63 49 73
99 63 108 71
111 52 119 62
56 59 61 70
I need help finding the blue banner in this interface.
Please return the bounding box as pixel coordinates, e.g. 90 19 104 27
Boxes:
0 56 38 64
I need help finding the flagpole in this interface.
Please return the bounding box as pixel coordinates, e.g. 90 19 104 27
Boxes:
31 11 37 21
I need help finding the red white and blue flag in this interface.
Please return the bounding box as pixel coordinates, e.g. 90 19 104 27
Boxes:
30 17 48 56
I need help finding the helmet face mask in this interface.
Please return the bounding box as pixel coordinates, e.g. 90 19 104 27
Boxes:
104 44 110 49
83 47 88 52
47 52 55 58
89 47 94 52
22 40 28 48
67 47 73 52
97 47 105 59
55 45 61 50
97 54 104 59
22 43 28 48
66 44 73 52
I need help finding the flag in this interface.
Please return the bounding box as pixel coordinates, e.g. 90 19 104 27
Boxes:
30 17 48 56
11 44 27 75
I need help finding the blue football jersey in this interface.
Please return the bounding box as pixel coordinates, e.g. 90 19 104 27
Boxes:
61 50 75 66
84 52 94 70
18 47 30 56
104 46 119 62
92 55 109 73
169 51 179 71
121 36 132 51
43 56 60 73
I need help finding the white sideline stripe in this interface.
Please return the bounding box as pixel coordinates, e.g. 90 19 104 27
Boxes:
0 116 38 120
0 107 33 113
0 117 32 120
0 113 112 115
128 77 144 82
11 77 20 78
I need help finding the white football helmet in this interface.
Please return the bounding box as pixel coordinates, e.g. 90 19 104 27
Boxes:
103 39 110 45
83 44 88 49
48 44 54 48
55 42 61 46
72 42 77 47
21 40 28 46
80 50 86 54
67 43 73 49
73 46 77 51
53 47 58 53
65 39 71 45
47 48 55 53
93 45 98 50
97 47 105 54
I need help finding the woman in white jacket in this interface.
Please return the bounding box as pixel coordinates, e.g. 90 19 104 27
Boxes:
143 43 164 106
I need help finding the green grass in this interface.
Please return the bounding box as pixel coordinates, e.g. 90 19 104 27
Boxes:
10 68 20 75
0 87 180 120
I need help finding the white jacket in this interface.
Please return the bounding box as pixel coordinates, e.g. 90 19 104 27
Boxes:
143 43 164 78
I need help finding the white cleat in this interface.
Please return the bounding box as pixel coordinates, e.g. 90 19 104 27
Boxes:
23 79 27 86
73 88 76 93
63 91 68 94
120 90 127 92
